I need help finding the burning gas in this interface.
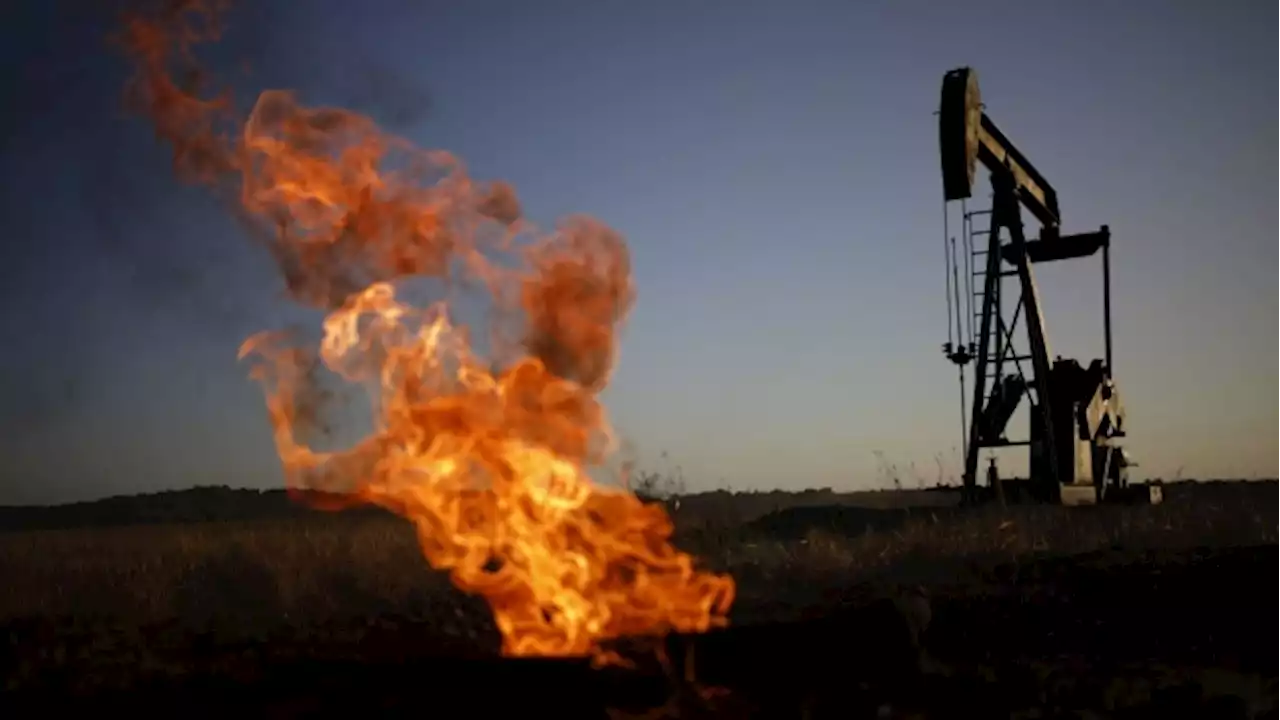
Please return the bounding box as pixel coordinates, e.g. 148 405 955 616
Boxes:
118 0 733 661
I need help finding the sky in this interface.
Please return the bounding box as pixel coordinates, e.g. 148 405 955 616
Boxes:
0 0 1275 505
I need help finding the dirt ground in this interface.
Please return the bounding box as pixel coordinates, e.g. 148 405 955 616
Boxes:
1 480 1275 718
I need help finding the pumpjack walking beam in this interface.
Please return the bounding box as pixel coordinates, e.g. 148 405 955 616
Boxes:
937 67 1122 504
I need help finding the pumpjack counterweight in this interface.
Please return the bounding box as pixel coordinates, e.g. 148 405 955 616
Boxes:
935 67 1151 506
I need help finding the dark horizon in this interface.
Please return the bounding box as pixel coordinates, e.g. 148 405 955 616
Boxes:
1 0 1275 505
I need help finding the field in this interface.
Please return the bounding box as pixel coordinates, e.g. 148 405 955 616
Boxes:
1 480 1275 718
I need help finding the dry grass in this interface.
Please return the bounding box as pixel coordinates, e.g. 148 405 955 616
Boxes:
1 516 460 630
1 482 1272 634
0 480 1271 715
0 482 1274 701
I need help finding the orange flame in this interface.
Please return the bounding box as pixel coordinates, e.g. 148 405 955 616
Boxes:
118 0 733 661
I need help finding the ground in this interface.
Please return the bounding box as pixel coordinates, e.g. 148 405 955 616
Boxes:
0 480 1275 718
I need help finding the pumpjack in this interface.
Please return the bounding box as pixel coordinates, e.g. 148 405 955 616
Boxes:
935 68 1156 506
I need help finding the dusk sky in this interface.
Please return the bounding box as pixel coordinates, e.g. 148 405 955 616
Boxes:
1 0 1274 505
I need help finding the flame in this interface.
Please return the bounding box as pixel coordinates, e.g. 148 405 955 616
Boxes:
118 0 733 660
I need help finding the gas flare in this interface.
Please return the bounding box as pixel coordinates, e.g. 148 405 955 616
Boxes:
118 0 733 661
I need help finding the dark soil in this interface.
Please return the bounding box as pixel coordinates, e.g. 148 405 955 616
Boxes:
4 543 1274 719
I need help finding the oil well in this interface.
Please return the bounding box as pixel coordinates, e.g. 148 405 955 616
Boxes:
935 68 1157 507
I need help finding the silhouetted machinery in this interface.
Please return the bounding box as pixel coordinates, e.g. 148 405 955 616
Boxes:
935 68 1157 506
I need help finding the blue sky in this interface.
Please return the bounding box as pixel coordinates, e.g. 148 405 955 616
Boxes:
1 0 1275 504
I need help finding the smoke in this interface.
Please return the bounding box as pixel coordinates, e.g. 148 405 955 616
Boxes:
336 59 434 133
82 0 438 330
76 136 257 329
0 0 433 467
213 0 437 134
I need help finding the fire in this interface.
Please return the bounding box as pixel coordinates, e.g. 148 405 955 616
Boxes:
118 0 733 660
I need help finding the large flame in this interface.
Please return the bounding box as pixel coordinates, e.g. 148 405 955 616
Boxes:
118 0 733 660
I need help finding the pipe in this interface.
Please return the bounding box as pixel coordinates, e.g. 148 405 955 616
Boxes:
1102 225 1113 374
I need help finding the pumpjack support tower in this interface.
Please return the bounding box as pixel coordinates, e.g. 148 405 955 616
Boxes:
935 68 1151 506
